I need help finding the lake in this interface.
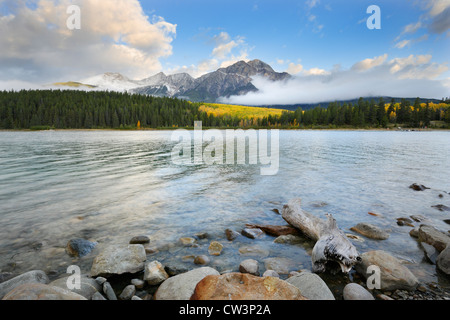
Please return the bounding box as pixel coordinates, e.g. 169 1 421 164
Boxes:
0 130 449 289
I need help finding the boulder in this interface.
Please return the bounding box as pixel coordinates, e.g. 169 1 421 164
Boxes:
239 259 259 276
129 235 150 245
144 261 169 286
421 242 439 264
343 283 374 300
3 283 87 300
436 245 450 275
191 273 308 300
0 270 49 299
154 267 219 300
66 238 97 257
90 244 146 277
350 223 389 240
286 272 335 300
49 275 101 299
355 250 418 291
418 225 450 252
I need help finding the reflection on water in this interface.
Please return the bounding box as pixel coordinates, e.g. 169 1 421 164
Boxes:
0 130 449 287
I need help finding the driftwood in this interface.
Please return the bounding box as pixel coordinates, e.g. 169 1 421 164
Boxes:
282 198 361 274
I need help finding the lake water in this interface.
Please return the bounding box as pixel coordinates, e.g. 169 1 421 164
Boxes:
0 130 449 289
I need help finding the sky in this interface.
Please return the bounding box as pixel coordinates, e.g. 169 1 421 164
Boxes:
0 0 449 103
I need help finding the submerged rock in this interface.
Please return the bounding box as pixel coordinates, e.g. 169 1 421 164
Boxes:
225 229 240 241
418 225 450 252
431 204 450 212
286 272 335 300
194 255 210 265
264 257 297 275
191 273 308 300
350 223 389 240
129 235 150 245
273 234 303 244
242 228 265 239
355 250 418 291
208 241 223 256
90 244 146 277
409 183 430 191
66 238 97 257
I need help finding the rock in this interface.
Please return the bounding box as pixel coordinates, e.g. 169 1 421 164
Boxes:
154 267 220 300
179 237 197 246
409 183 429 191
377 293 394 300
436 245 450 275
273 234 303 244
90 244 146 277
418 225 450 252
238 245 269 258
396 217 414 227
66 238 97 257
355 250 418 291
239 259 260 276
245 224 300 237
421 242 439 264
191 273 308 300
129 235 150 245
195 232 209 239
0 270 49 299
242 228 264 239
409 227 420 238
164 265 190 277
225 229 240 241
103 282 117 300
262 270 280 278
350 223 389 240
91 292 107 300
95 277 107 286
49 275 101 300
194 255 211 265
144 261 169 286
368 211 383 217
3 283 87 300
263 257 297 275
410 215 427 223
444 219 450 225
286 272 335 300
0 273 14 284
343 283 374 300
119 285 136 300
432 204 450 212
208 241 223 256
131 295 142 300
131 279 145 289
345 233 365 242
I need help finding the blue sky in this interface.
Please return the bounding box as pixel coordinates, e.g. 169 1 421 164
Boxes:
0 0 448 101
140 0 449 75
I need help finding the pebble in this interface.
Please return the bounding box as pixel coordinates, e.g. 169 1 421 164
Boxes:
119 285 136 300
225 229 240 241
91 292 107 300
95 277 107 286
131 279 145 289
241 228 264 239
129 235 150 245
208 241 223 256
194 255 211 265
103 282 117 300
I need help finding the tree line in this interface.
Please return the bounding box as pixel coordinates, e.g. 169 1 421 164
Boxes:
0 90 449 130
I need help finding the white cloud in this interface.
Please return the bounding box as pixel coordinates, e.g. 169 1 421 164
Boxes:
221 54 448 105
0 0 177 84
286 63 304 74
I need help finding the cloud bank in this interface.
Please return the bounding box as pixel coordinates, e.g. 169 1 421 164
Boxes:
0 0 176 84
221 54 449 105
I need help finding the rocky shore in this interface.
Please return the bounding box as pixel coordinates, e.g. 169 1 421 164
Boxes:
1 185 450 301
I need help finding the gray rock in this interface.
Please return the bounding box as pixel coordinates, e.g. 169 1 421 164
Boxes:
350 223 389 240
263 257 297 275
0 270 49 299
66 238 97 257
273 234 303 244
0 272 14 284
238 245 270 258
95 277 107 285
131 295 143 300
131 278 145 289
91 292 107 300
90 244 146 277
286 272 335 300
49 275 101 300
421 242 439 264
194 255 211 265
239 259 259 276
343 283 374 300
355 250 418 291
119 285 136 300
418 225 450 252
225 229 240 241
437 245 450 275
2 283 87 300
154 267 220 300
103 282 117 300
129 235 150 245
144 261 169 286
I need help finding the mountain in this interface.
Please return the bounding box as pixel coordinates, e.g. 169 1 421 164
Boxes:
60 60 291 103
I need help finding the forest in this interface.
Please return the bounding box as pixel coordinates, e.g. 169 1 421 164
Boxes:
0 90 449 130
